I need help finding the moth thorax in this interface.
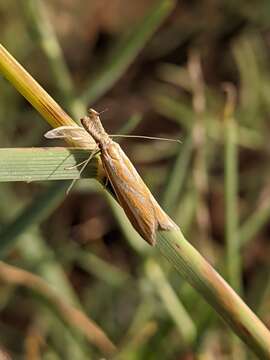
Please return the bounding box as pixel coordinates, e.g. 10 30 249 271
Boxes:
81 115 110 145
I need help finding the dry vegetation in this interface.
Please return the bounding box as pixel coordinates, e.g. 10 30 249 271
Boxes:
0 0 270 358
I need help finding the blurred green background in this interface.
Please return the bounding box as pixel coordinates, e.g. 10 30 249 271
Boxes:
0 0 270 359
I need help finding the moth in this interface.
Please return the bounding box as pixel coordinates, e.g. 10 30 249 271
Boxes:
45 109 179 246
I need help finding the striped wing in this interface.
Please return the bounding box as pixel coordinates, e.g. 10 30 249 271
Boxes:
102 142 178 245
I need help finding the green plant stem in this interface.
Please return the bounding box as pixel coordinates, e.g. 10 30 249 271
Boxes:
239 202 270 247
156 229 270 359
105 189 198 345
225 116 242 294
224 91 245 358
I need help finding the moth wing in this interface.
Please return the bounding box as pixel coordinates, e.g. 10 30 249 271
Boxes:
45 126 86 140
110 178 157 245
150 194 179 232
109 176 178 245
119 189 178 244
101 145 160 245
45 126 96 148
101 142 178 245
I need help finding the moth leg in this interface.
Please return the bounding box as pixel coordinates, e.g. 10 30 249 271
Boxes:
104 175 109 188
65 147 100 170
66 149 100 194
65 158 90 170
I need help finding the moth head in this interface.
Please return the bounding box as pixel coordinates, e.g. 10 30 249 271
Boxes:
81 109 111 146
87 108 100 118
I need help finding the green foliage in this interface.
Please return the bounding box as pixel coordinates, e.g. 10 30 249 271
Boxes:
1 0 270 358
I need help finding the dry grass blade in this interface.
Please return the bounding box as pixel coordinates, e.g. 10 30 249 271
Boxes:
0 261 116 355
0 44 74 129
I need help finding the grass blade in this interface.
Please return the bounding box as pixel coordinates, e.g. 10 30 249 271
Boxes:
224 84 244 357
0 261 116 355
239 201 270 247
224 85 243 293
81 0 176 104
162 133 193 214
0 181 69 257
0 148 97 182
145 259 196 344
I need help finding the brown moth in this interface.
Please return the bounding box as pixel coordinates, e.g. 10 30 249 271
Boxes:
80 109 179 246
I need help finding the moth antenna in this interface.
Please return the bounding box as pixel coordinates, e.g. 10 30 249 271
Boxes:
97 108 109 115
109 134 181 144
